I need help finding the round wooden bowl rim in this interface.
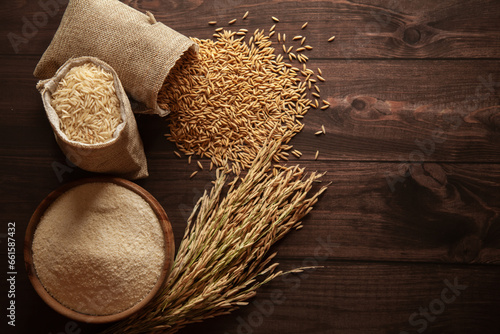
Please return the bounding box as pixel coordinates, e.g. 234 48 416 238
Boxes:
24 177 175 324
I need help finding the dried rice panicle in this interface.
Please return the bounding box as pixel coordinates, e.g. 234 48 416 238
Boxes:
158 29 311 172
51 62 122 144
102 140 327 334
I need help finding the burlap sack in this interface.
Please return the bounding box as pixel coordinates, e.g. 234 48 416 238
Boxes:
37 56 149 180
33 0 197 116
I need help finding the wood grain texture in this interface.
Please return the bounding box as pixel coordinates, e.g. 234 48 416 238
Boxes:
1 0 499 333
177 260 500 334
3 0 500 58
11 260 500 334
1 56 499 162
2 156 499 265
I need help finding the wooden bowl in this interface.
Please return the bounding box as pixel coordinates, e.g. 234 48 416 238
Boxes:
24 177 175 324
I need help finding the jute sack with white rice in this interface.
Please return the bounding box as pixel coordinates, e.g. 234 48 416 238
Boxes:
37 56 149 180
33 0 197 116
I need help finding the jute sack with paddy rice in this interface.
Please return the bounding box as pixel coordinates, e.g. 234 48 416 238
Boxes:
37 56 149 180
33 0 198 116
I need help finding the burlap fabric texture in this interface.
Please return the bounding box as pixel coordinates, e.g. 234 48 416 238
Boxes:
33 0 197 116
37 57 149 180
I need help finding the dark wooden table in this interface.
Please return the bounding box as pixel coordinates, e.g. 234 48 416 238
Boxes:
1 1 500 333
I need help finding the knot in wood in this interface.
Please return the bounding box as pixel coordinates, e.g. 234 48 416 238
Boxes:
451 235 482 263
351 98 366 111
403 27 421 45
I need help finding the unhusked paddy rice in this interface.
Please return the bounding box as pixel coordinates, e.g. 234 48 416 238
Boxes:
158 29 313 171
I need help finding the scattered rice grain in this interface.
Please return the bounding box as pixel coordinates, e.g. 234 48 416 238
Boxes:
158 30 314 172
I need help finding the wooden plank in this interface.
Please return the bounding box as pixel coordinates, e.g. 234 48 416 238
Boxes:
11 260 500 334
177 260 500 334
3 0 500 58
3 156 499 264
2 55 499 162
0 55 40 110
143 159 500 265
1 1 499 334
287 58 500 163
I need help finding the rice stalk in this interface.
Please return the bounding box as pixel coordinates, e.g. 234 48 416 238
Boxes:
102 141 327 334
